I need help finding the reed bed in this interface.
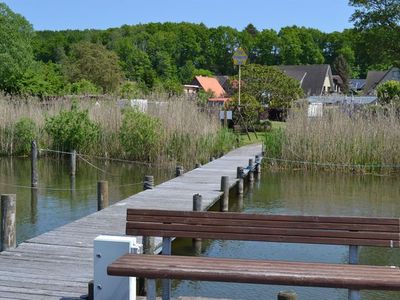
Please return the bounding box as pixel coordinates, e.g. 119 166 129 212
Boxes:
0 94 236 168
265 106 400 173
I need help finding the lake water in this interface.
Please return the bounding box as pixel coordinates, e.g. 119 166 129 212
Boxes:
171 170 400 300
0 156 174 243
1 157 400 299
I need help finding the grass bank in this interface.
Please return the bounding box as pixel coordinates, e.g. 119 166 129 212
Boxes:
264 107 400 173
0 95 236 168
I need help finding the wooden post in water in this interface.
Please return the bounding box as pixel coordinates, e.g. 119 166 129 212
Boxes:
220 176 229 212
193 194 202 254
70 150 77 177
31 141 38 188
277 291 297 300
143 175 154 190
237 166 244 195
97 181 109 211
255 155 261 174
248 158 254 182
1 194 16 252
175 166 184 177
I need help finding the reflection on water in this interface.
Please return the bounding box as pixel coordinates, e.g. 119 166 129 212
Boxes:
0 157 173 243
172 170 400 300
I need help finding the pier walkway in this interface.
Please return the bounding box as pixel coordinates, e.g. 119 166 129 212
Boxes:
0 144 262 300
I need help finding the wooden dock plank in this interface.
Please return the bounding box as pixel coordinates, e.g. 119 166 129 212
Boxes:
0 144 262 299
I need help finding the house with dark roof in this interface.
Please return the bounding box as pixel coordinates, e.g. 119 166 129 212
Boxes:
363 67 400 95
277 64 334 96
349 79 366 93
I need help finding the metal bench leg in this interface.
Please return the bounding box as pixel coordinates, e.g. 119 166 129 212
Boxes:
162 237 172 300
146 279 156 300
348 245 360 300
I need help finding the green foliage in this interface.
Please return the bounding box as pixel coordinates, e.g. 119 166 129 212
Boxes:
228 94 261 125
69 79 99 95
18 62 67 98
119 109 161 160
0 3 34 94
264 128 284 158
377 80 400 105
63 42 123 93
14 118 36 155
236 64 304 109
44 101 100 151
118 81 146 99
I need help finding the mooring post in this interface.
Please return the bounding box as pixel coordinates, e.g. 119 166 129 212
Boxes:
248 158 254 182
143 175 154 190
97 181 109 211
70 150 76 177
255 155 261 174
193 193 202 254
277 291 298 300
162 236 172 300
237 166 244 195
1 194 16 252
349 245 360 300
175 166 184 177
31 140 38 188
220 176 229 212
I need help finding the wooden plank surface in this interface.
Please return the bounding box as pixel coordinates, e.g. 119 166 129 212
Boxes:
108 254 400 291
0 144 262 300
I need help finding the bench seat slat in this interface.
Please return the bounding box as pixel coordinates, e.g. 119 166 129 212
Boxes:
126 222 399 241
127 209 400 225
127 215 400 232
108 254 400 291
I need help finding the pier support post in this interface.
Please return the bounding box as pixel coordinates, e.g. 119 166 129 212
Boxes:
237 166 244 195
1 194 16 252
97 181 109 211
31 140 38 188
192 194 202 254
175 166 184 177
220 176 229 212
349 245 360 300
162 236 172 300
143 175 154 190
278 291 297 300
70 150 76 177
255 155 261 174
248 158 254 182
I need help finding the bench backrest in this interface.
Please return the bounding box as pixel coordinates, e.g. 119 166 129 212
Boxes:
126 209 400 247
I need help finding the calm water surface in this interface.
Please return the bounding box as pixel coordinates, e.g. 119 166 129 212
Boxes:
172 170 400 300
0 157 174 243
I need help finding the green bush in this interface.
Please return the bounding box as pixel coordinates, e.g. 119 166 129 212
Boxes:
377 80 400 105
119 109 161 161
69 79 99 95
44 101 100 152
14 118 36 155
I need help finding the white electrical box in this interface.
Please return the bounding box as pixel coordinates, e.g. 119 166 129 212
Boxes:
94 235 140 300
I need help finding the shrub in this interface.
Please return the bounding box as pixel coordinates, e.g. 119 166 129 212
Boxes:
44 101 100 152
69 79 99 95
119 109 161 161
14 117 36 155
377 80 400 105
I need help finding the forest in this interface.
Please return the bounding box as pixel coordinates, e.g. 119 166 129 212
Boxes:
0 0 399 98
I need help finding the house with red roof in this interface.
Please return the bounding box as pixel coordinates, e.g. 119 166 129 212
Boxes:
187 76 230 106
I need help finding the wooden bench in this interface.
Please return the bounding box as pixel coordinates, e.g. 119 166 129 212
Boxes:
108 209 400 300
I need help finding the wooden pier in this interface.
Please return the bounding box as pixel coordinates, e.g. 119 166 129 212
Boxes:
0 144 262 300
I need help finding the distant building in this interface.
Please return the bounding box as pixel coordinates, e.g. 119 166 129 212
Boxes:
363 67 400 96
189 76 230 106
278 64 334 96
349 79 366 93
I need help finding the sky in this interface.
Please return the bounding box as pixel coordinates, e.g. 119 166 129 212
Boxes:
2 0 355 33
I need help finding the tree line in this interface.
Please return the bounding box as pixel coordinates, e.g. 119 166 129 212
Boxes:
0 0 399 98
